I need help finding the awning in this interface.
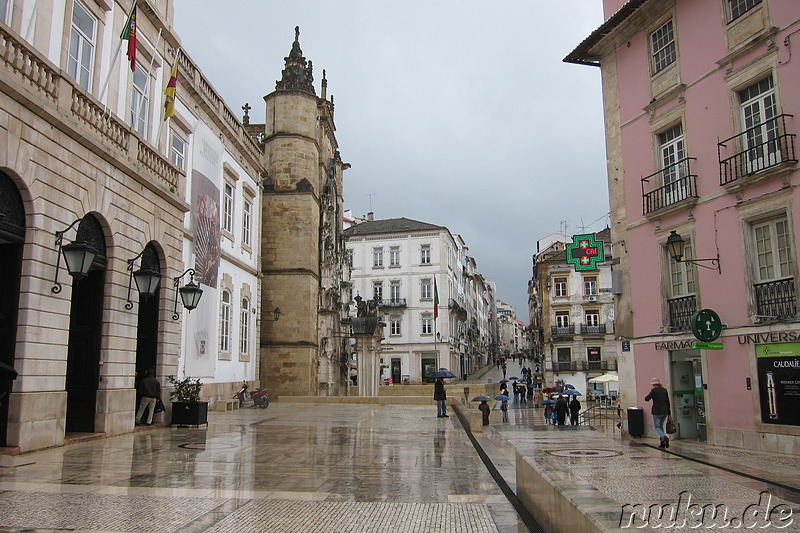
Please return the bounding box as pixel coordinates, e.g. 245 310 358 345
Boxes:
588 372 619 383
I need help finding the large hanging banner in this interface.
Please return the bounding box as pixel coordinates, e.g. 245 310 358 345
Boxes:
756 343 800 426
190 122 222 288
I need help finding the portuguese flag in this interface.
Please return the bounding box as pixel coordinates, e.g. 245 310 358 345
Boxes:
121 3 137 71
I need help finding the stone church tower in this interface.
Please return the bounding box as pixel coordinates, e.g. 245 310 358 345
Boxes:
258 28 350 397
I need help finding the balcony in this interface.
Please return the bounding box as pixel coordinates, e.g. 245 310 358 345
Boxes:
641 158 698 215
553 361 577 372
378 298 407 309
755 278 797 321
580 324 607 336
668 295 696 332
718 114 797 186
550 325 575 337
582 359 618 372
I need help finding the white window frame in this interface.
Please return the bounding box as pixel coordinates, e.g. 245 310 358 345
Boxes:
220 290 231 353
555 310 570 328
223 182 234 234
240 297 250 355
658 123 689 203
170 130 186 170
389 246 400 267
373 281 383 301
421 315 433 335
242 197 252 247
753 217 793 283
421 278 432 300
420 244 431 265
729 0 762 21
554 277 567 297
390 315 401 336
651 20 676 74
670 245 696 297
585 311 600 327
68 1 96 91
346 249 354 268
390 280 401 303
373 247 383 268
583 276 597 296
739 76 781 174
130 65 150 138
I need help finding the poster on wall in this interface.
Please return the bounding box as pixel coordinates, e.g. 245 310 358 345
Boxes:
191 170 220 288
756 343 800 426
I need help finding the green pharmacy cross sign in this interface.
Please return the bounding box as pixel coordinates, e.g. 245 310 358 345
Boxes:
565 234 605 271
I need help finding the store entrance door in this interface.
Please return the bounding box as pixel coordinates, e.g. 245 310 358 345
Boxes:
670 349 706 442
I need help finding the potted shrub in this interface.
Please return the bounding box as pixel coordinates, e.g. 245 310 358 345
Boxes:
167 376 208 427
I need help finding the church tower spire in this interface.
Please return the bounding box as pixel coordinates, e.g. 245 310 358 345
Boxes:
275 26 315 94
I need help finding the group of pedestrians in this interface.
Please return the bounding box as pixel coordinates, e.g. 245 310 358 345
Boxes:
543 395 581 426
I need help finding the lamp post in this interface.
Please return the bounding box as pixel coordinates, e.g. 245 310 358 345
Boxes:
665 231 721 272
172 269 203 320
52 218 98 294
124 246 162 310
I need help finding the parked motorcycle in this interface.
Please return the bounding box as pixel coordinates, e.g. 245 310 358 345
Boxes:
234 383 270 408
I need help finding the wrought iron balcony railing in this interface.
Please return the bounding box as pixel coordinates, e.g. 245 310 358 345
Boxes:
641 158 698 215
755 278 797 321
582 359 617 372
668 295 696 332
580 324 607 335
718 114 796 185
378 298 407 308
550 325 575 337
554 361 577 372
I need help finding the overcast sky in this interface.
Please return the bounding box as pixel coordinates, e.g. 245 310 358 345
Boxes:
173 1 608 320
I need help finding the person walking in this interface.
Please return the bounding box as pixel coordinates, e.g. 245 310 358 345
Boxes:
434 378 449 418
501 363 507 379
135 369 161 426
569 397 581 425
554 396 568 426
478 400 490 426
645 377 671 448
533 389 542 408
501 399 509 423
544 402 554 424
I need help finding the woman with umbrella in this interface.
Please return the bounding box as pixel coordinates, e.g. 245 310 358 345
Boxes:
496 394 511 423
431 368 455 418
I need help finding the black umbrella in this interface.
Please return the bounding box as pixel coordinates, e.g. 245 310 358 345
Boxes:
430 368 456 379
0 361 18 380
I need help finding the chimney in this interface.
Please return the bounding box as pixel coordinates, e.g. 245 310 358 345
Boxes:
367 212 374 221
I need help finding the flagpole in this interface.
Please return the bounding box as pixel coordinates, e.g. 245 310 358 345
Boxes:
99 0 137 109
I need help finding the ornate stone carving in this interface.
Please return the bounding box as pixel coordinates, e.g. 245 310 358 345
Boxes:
275 26 316 95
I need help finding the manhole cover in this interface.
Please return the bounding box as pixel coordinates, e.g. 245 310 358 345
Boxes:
547 449 622 458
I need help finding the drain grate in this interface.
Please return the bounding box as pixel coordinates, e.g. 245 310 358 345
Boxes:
547 449 622 458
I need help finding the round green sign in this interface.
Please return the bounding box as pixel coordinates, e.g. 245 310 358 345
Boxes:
691 309 722 342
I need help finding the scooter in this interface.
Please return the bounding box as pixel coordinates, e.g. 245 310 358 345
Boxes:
234 382 270 408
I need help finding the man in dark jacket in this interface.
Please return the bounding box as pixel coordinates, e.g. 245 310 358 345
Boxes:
554 396 568 425
645 377 671 448
434 378 448 417
135 369 161 426
569 397 581 425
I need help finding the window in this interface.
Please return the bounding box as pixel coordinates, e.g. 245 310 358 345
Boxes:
583 276 597 296
651 20 676 74
220 290 231 353
421 278 432 299
389 246 400 267
345 249 354 268
420 244 431 264
0 0 9 24
753 217 793 282
390 281 401 303
68 1 96 91
390 315 401 336
739 77 780 173
557 347 571 363
373 247 383 267
170 131 186 170
659 124 689 203
240 298 250 355
670 246 696 297
373 281 383 300
729 0 762 21
587 347 602 370
242 198 252 247
223 182 234 233
130 66 150 137
422 315 433 335
554 277 567 297
585 310 600 327
555 310 570 328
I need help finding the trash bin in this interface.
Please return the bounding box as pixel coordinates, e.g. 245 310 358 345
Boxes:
627 407 644 437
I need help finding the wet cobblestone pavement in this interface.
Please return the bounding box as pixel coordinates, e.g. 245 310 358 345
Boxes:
0 403 526 533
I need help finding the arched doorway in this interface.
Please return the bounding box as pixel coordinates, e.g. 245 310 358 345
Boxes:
0 171 25 447
135 243 161 408
65 215 106 434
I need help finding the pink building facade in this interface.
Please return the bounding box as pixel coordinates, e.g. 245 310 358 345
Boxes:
567 0 800 453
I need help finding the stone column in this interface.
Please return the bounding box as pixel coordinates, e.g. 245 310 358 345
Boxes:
352 316 383 397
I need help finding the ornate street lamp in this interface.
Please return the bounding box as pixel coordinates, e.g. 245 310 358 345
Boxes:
172 269 203 320
665 231 721 272
52 218 98 293
124 245 162 310
273 307 281 321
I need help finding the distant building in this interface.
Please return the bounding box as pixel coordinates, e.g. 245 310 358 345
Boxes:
528 229 617 395
344 217 495 382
